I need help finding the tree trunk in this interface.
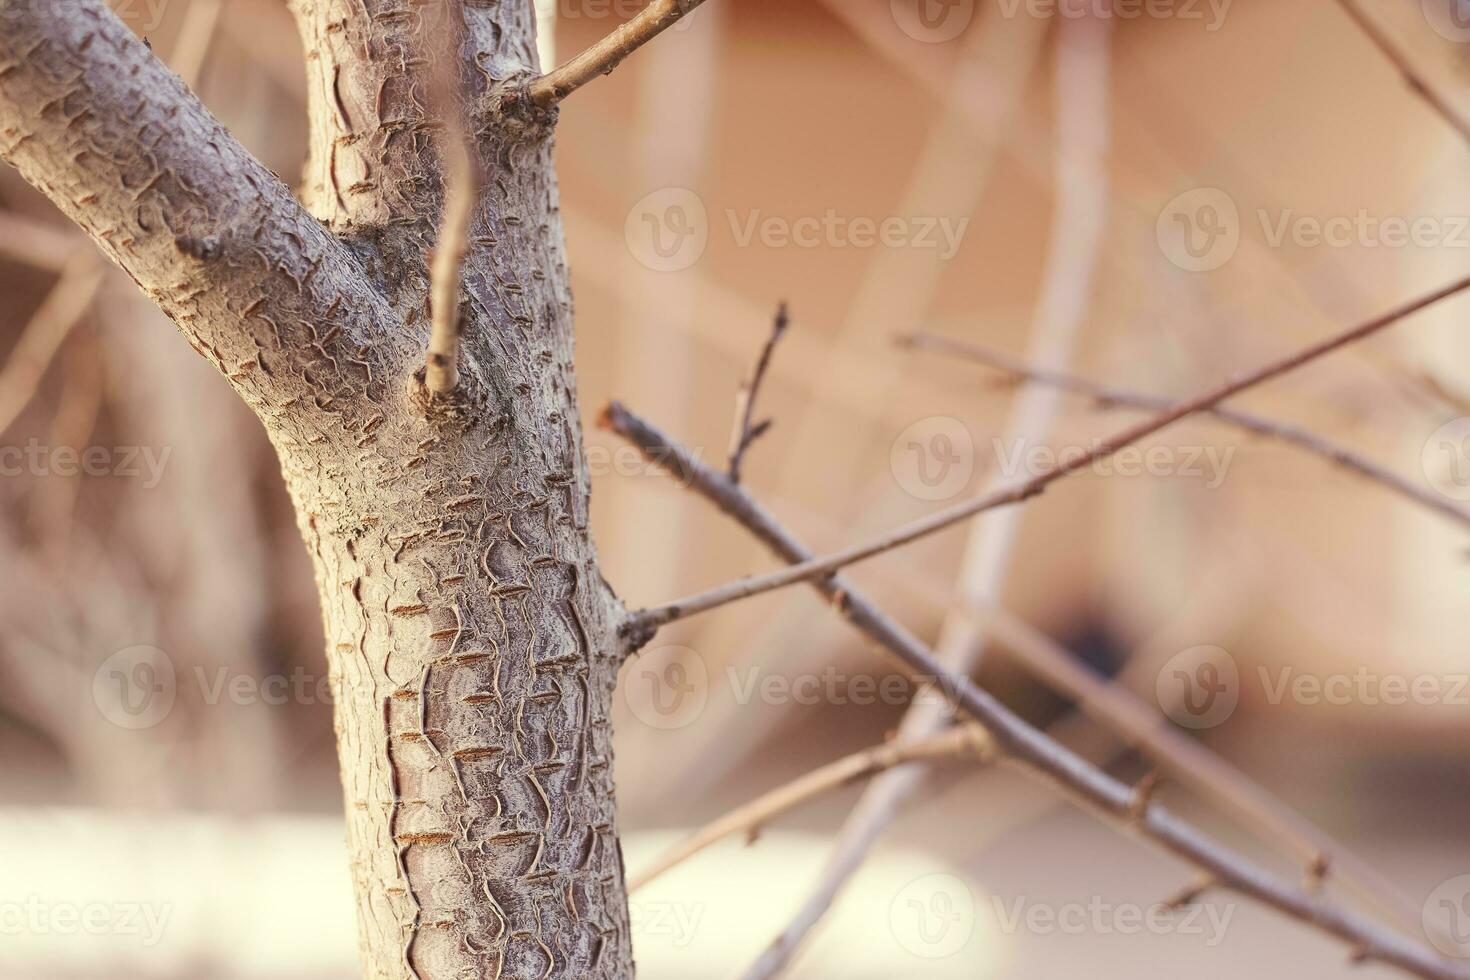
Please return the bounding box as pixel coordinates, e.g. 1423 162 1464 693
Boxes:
282 393 634 980
0 0 637 976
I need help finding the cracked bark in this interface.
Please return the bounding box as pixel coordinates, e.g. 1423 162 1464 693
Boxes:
0 0 636 977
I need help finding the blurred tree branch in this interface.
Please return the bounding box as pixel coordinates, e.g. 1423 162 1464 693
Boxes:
904 331 1470 532
630 272 1470 632
603 400 1469 980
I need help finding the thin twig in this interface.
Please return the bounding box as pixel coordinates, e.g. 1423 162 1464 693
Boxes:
171 0 224 89
970 600 1429 936
904 331 1470 532
1331 0 1470 147
628 724 990 892
602 402 1469 980
727 302 789 484
0 211 80 272
424 0 478 397
527 0 710 107
0 254 106 441
748 19 1113 974
630 273 1470 631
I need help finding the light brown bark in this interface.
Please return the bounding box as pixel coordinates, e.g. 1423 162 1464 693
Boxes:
0 1 636 977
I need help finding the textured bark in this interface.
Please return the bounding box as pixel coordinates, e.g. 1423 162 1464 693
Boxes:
0 1 636 977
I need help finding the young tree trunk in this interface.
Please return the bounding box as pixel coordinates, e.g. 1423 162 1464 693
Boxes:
0 1 637 976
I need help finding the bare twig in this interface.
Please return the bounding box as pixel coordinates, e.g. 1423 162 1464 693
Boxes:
0 211 79 272
603 402 1469 980
905 332 1470 532
527 0 710 107
628 724 990 892
1331 0 1470 147
0 253 105 441
727 302 789 484
424 0 479 397
971 600 1429 935
171 0 224 89
748 18 1113 974
630 272 1470 630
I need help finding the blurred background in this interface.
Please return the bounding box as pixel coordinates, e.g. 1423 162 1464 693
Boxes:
2 0 1470 976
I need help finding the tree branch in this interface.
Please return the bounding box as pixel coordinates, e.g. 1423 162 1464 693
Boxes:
746 16 1114 972
423 0 478 397
971 601 1428 935
630 273 1470 630
727 301 788 484
0 0 400 412
0 250 103 440
527 0 711 107
1331 0 1470 147
602 402 1469 980
904 331 1470 532
0 210 76 271
628 724 991 892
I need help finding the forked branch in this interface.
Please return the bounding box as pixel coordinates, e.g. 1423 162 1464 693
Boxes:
631 273 1470 630
0 0 395 410
727 302 789 484
527 0 711 107
629 724 991 891
602 402 1468 980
